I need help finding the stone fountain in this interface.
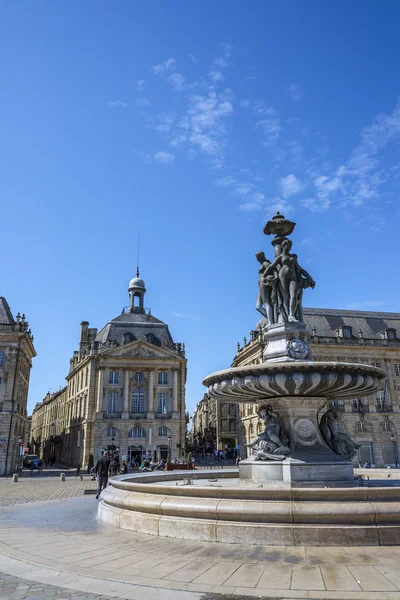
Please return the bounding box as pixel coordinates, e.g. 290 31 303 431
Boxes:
98 214 400 546
203 212 385 483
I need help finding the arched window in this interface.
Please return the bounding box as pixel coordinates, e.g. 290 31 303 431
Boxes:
159 426 169 437
129 427 146 438
146 333 161 347
123 332 135 345
107 427 116 437
131 387 145 413
249 423 254 435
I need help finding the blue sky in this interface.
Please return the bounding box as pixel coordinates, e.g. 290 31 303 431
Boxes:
1 1 400 415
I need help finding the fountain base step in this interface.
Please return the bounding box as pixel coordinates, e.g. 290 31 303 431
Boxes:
239 458 355 483
98 471 400 546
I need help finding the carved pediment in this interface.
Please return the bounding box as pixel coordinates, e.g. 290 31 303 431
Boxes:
101 340 179 360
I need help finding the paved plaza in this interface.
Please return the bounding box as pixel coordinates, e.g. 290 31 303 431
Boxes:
0 478 400 599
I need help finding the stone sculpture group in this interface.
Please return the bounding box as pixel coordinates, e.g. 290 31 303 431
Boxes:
248 211 360 463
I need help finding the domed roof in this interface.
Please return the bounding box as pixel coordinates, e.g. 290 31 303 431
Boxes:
129 277 145 289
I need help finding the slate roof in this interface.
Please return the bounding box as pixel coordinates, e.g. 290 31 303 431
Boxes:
0 296 14 325
95 310 174 346
303 307 400 339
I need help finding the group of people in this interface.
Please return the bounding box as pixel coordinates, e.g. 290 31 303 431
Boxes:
139 458 166 472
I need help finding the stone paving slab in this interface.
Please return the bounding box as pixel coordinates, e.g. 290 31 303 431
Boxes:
0 478 97 506
0 485 400 598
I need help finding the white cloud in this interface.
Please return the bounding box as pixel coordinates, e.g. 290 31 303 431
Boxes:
154 113 175 133
172 311 201 320
256 107 282 147
136 98 151 108
168 73 185 90
152 58 176 74
239 100 250 108
314 175 342 193
301 196 330 212
344 301 385 311
135 80 146 92
154 152 175 164
189 54 199 63
106 100 127 109
239 202 262 212
280 174 303 198
209 69 223 82
215 176 236 187
285 83 303 102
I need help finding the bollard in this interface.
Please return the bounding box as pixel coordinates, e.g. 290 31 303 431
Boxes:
60 472 65 481
12 474 18 482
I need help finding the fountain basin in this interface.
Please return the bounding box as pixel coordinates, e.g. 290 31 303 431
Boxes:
98 470 400 546
203 361 385 401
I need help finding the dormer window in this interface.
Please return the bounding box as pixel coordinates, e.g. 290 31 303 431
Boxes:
342 326 352 339
384 329 396 341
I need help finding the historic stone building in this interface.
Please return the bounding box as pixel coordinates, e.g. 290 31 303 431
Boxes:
233 307 400 467
191 393 239 455
31 273 187 468
0 297 36 475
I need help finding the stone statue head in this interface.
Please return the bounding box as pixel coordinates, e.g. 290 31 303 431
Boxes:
258 404 272 418
255 251 267 264
281 239 292 254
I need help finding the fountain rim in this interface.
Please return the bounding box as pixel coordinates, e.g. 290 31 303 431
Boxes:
202 360 386 387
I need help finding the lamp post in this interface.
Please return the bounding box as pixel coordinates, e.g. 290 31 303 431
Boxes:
390 433 399 467
110 436 116 457
167 433 172 460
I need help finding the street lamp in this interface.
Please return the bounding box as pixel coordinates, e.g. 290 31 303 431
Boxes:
167 433 172 460
110 436 116 456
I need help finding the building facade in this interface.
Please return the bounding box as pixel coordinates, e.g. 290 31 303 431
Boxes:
0 297 36 475
191 393 240 455
233 307 400 467
31 273 187 468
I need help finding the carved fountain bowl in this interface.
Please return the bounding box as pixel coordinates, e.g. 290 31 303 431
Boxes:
202 361 386 403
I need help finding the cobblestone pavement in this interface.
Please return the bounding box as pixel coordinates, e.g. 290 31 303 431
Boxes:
0 572 120 600
0 477 97 506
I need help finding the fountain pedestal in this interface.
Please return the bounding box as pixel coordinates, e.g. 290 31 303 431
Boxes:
239 395 355 483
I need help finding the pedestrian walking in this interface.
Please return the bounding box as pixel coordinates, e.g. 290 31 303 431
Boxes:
95 452 110 499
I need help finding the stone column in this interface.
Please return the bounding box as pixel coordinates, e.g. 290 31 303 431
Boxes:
122 369 130 418
147 370 154 419
172 369 178 415
96 368 104 416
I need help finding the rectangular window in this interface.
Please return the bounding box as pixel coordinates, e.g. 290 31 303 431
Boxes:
158 372 168 385
394 364 400 377
0 351 4 367
358 441 375 466
107 391 119 414
109 371 119 384
157 392 169 413
342 327 352 338
371 362 381 368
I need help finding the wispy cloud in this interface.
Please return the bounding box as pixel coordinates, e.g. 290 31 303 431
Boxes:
106 100 128 109
172 311 201 320
280 174 303 198
153 58 176 74
285 83 303 102
168 73 185 90
136 98 151 108
344 301 385 311
135 80 146 92
154 151 175 164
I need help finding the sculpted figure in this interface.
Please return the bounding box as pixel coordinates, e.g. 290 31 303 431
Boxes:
263 239 315 324
320 408 360 461
246 405 291 461
255 252 278 325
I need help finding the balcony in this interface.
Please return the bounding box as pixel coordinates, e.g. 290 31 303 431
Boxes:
129 412 147 420
376 404 393 413
103 412 122 419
